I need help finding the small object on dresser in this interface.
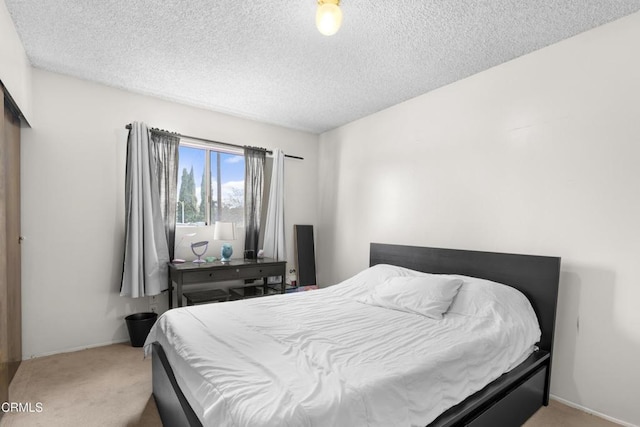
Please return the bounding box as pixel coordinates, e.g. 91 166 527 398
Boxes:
244 249 255 260
191 241 209 263
214 221 235 262
257 249 264 258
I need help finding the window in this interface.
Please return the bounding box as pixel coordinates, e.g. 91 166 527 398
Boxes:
176 143 245 226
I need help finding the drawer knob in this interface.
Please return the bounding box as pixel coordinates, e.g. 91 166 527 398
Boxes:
236 269 240 273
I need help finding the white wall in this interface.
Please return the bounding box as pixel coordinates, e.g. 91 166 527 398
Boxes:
317 11 640 427
21 69 318 358
0 0 32 121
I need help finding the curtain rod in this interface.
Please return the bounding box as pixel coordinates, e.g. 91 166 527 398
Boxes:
124 124 304 160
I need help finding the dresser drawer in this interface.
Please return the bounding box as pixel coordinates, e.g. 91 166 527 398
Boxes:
181 269 238 284
238 265 283 279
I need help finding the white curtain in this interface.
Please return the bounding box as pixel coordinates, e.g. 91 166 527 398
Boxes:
263 149 286 260
120 122 171 297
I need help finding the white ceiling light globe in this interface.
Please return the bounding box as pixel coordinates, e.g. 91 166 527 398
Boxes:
316 2 343 36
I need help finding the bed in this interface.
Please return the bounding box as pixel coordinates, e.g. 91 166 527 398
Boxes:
147 243 560 426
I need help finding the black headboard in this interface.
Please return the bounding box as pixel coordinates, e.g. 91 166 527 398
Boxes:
370 243 561 353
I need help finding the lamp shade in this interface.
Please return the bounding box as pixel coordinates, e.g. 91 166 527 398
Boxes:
213 221 236 241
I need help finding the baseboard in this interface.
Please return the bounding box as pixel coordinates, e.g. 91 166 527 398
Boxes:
24 339 131 360
550 394 638 427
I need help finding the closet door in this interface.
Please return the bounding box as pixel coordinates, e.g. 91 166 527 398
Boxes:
1 88 22 408
0 89 8 408
4 94 21 382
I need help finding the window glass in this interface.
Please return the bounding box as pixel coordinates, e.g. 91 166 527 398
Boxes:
176 144 244 226
211 151 245 225
177 146 206 225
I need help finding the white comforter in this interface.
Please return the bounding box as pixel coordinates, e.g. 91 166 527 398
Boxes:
145 265 540 427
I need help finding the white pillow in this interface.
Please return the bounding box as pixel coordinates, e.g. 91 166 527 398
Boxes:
447 275 542 351
329 264 431 299
448 275 535 317
358 275 463 319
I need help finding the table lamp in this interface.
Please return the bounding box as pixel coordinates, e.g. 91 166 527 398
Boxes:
213 221 236 262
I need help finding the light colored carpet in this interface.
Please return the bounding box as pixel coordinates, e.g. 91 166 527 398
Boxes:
0 343 621 427
0 343 160 427
524 400 620 427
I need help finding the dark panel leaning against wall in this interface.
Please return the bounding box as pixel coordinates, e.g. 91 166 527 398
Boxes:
295 225 317 286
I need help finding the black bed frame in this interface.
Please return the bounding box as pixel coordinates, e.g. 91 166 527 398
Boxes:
152 243 561 427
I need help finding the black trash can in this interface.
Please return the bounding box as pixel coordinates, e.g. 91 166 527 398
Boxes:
125 312 158 347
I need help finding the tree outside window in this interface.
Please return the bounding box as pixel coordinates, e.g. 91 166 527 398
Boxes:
176 145 244 226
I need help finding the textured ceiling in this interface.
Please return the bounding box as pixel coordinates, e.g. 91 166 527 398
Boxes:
5 1 640 134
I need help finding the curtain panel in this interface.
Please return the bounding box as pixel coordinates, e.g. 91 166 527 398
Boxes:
263 148 286 260
244 147 266 255
149 130 180 260
120 122 177 297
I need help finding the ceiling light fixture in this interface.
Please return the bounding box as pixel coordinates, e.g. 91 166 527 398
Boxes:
316 0 343 36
